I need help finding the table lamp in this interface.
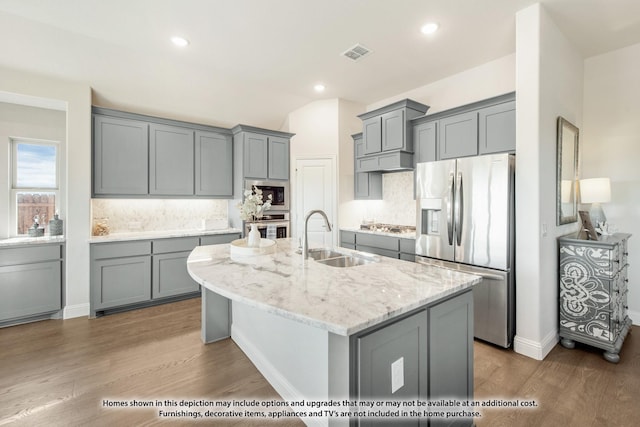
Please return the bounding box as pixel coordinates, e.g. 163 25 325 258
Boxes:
579 177 611 228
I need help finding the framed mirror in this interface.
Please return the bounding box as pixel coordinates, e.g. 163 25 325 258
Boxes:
557 117 579 225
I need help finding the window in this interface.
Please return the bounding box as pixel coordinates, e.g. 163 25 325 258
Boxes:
11 139 59 235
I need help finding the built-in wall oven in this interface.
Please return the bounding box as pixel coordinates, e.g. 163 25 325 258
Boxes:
244 213 290 239
245 180 289 212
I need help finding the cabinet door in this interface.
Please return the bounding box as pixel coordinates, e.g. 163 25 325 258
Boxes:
0 261 61 321
149 124 195 195
381 109 405 151
355 172 382 200
354 135 365 158
362 116 382 155
413 121 437 164
195 131 233 197
429 291 474 427
438 111 478 159
358 310 428 426
479 101 516 155
93 115 149 195
243 132 269 179
92 256 151 310
152 251 199 299
268 136 290 180
200 234 241 245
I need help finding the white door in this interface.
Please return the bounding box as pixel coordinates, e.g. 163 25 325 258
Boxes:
294 157 335 248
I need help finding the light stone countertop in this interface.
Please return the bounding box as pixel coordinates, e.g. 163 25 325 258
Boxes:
89 228 242 243
187 238 480 336
0 235 66 248
340 227 416 239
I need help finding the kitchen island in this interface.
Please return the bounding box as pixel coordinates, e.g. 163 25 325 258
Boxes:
187 238 481 427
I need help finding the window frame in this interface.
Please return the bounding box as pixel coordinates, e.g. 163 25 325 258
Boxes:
9 138 61 236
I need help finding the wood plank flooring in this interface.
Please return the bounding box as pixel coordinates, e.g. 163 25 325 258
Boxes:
1 298 638 426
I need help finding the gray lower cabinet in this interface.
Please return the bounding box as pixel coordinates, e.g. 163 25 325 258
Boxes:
356 291 473 427
149 123 195 195
93 115 149 196
91 241 152 311
195 130 233 197
340 231 416 262
0 244 63 324
400 238 416 262
91 233 240 315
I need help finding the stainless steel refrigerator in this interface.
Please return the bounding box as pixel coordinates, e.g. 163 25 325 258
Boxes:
415 153 515 347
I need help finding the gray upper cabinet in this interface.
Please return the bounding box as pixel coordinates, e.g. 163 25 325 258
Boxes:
353 133 382 200
149 124 195 195
479 100 516 155
93 107 234 198
268 136 290 180
413 120 437 164
195 130 233 197
93 115 149 196
381 109 405 151
233 125 294 181
362 116 382 155
438 111 479 160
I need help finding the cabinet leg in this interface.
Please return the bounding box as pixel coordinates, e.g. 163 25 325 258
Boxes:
560 338 575 349
603 351 620 364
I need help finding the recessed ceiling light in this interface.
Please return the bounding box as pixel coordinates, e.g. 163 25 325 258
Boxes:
171 36 190 47
314 83 326 93
420 22 439 35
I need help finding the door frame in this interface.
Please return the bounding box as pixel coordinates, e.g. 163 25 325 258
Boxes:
292 155 338 245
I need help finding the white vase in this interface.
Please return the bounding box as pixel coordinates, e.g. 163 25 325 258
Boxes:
247 223 261 248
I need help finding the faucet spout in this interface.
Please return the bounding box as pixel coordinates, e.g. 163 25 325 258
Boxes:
303 210 332 259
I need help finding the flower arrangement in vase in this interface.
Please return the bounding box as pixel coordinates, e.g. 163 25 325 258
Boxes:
237 186 273 247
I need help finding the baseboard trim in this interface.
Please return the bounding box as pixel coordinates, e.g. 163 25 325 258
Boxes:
628 309 640 326
513 329 558 360
63 303 90 319
231 326 325 427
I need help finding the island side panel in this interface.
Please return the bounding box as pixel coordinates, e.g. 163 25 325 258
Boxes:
201 287 231 343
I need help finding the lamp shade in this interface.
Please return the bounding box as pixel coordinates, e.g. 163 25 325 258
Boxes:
580 177 611 204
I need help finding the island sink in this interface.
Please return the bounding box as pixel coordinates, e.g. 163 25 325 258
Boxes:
307 248 375 267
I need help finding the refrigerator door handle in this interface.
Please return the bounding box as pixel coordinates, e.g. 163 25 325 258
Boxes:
455 171 463 246
447 172 455 245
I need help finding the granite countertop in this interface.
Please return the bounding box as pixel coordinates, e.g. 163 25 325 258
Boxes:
89 228 242 243
340 226 417 239
187 238 480 336
0 235 66 248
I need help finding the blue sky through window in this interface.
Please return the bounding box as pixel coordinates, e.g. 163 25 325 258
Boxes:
16 143 57 188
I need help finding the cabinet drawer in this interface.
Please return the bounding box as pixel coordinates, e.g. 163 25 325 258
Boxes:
200 234 240 246
340 231 356 245
0 244 62 267
153 237 199 254
357 245 399 259
356 156 379 172
0 260 61 321
356 233 399 251
400 238 416 255
92 241 151 259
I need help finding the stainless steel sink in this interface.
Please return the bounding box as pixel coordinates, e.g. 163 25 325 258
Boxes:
307 248 344 261
316 255 374 268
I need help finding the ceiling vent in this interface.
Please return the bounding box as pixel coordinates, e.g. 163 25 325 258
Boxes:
342 43 372 61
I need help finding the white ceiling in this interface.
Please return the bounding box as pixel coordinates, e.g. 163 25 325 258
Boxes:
1 0 640 129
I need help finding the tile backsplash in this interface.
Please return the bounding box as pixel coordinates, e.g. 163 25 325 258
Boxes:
350 171 416 227
91 199 229 234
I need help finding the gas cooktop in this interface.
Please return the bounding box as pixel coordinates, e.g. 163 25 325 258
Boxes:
359 223 416 234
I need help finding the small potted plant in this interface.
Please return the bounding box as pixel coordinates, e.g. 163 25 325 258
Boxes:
237 186 272 247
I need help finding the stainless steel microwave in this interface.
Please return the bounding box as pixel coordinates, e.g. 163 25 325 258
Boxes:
245 180 289 211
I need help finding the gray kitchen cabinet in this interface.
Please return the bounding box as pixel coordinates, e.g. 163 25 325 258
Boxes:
558 233 632 363
362 116 382 155
400 237 416 262
381 108 406 151
0 244 63 324
200 233 241 246
429 291 474 427
438 111 479 160
93 114 149 196
478 101 516 155
152 236 201 299
413 120 437 164
91 241 152 312
149 123 195 195
195 130 233 197
339 231 416 262
233 125 293 181
356 291 473 427
353 133 383 200
339 231 356 250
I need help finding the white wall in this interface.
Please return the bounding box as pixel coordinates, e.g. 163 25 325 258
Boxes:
0 66 92 318
583 42 640 323
0 103 66 238
514 4 584 360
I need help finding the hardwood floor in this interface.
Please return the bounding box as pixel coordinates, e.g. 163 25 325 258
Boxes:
1 298 638 426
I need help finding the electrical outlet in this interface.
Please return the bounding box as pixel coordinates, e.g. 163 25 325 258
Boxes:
391 357 404 394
